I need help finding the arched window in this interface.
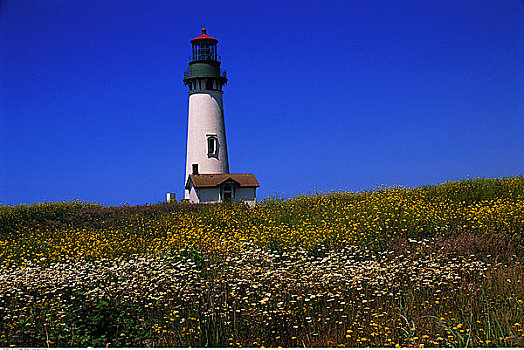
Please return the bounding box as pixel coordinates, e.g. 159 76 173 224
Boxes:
207 135 218 157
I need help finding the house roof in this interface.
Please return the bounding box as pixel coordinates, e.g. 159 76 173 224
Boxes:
186 173 260 189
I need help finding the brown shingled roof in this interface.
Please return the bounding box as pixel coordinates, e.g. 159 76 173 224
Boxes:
186 173 260 189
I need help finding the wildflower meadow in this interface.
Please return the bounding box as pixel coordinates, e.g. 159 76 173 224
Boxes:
0 176 523 347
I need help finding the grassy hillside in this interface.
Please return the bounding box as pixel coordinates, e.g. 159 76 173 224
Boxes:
1 176 523 347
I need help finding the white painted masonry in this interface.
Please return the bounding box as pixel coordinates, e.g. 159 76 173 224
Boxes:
184 90 229 199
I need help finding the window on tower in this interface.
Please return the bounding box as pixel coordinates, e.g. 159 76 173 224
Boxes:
207 135 218 157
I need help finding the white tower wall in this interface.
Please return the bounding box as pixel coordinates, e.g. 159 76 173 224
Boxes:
185 90 229 199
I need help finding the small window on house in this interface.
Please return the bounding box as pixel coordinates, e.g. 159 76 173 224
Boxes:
207 135 218 157
222 180 235 202
223 185 232 201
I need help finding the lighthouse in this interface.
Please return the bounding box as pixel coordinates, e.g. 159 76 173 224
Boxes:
182 29 259 204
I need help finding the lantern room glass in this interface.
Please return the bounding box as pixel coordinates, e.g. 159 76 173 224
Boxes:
192 42 217 61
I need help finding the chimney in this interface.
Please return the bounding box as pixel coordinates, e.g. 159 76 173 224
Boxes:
192 163 199 175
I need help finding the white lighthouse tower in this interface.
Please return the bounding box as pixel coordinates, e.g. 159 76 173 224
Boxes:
183 28 228 199
182 29 259 204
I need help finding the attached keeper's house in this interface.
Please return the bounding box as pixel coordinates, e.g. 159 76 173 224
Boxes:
185 173 259 206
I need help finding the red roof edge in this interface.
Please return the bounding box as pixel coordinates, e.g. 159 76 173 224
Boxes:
190 28 218 44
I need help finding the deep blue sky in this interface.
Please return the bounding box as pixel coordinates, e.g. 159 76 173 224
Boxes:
1 0 523 205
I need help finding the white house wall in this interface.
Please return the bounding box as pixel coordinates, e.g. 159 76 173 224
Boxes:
188 183 200 204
